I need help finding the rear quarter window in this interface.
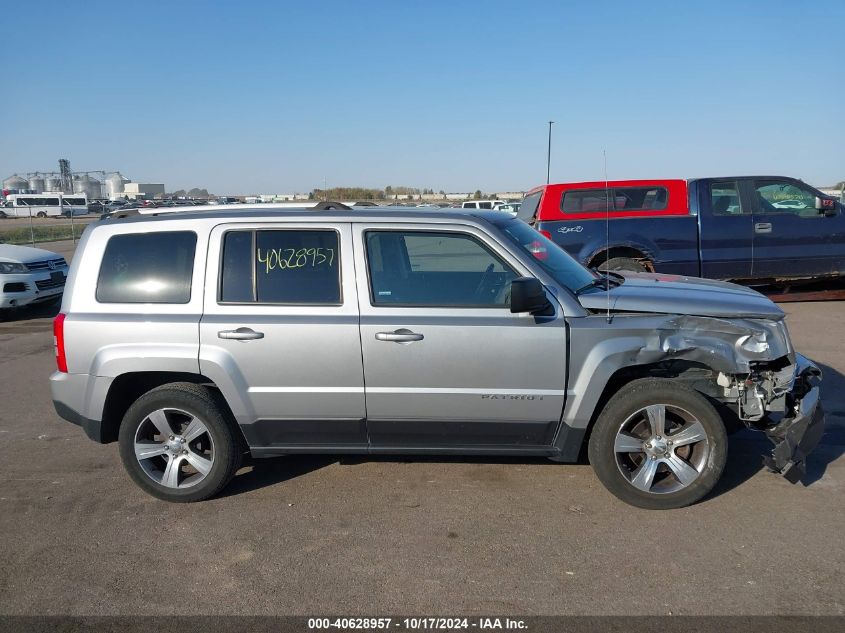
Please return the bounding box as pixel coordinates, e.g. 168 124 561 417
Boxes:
96 231 197 303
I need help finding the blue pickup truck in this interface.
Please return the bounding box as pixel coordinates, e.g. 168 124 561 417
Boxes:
519 176 845 283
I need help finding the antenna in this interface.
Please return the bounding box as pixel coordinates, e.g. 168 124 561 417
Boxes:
603 149 612 324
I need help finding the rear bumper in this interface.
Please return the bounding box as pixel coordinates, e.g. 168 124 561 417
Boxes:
49 371 112 443
762 354 824 483
53 399 107 443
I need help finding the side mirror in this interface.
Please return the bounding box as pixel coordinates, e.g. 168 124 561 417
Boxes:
510 277 552 315
816 196 838 217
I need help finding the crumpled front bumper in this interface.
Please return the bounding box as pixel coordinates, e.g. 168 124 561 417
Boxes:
762 354 824 483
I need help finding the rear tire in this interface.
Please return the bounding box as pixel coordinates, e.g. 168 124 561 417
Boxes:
588 378 727 510
598 256 647 272
118 383 242 502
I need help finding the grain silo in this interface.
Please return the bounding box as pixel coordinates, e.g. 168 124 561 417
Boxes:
86 175 102 199
28 175 45 193
3 174 28 192
105 172 127 199
73 174 102 200
44 176 62 192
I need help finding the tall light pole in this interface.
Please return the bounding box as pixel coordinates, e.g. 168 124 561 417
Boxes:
546 121 554 184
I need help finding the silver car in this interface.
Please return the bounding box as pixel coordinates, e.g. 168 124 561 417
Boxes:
50 207 824 508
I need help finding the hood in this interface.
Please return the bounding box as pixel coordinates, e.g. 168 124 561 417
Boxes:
0 243 63 264
578 271 784 320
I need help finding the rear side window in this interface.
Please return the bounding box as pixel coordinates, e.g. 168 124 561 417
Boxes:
219 229 341 304
562 190 610 213
710 182 745 215
613 187 667 210
562 187 668 212
96 231 197 303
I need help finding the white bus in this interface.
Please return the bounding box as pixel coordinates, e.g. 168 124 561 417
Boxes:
2 193 88 218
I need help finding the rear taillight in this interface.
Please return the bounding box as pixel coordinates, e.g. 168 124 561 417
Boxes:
539 230 552 239
53 313 67 373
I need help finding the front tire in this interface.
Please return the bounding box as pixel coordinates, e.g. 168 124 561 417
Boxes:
588 378 727 509
118 383 242 502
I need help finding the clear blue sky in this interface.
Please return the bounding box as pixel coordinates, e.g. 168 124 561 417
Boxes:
2 0 843 194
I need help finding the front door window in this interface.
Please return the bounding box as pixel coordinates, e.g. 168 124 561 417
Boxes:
755 180 818 217
365 230 518 307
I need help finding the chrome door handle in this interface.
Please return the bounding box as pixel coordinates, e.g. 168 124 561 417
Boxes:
375 329 424 343
755 222 772 234
218 327 264 340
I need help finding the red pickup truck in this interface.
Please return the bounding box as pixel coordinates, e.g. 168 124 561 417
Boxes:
518 176 844 283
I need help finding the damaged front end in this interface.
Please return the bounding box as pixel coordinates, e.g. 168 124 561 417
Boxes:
573 272 826 482
639 316 825 483
717 353 824 483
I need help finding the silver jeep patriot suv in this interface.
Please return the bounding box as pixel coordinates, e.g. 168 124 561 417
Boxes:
50 207 824 508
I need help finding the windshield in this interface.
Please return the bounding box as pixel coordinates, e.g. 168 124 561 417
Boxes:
498 219 598 293
516 191 541 222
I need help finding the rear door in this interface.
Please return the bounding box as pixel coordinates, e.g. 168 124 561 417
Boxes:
698 179 753 280
749 178 834 279
353 222 568 449
199 222 367 450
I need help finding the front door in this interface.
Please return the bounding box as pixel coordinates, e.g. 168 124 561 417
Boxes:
749 178 835 279
353 223 568 449
199 222 367 449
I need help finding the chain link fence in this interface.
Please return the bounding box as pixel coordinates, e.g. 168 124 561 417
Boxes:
0 213 96 246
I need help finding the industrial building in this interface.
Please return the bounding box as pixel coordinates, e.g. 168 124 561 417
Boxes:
121 182 165 200
2 159 166 202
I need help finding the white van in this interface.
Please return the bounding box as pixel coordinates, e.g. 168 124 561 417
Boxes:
461 200 506 210
3 194 88 218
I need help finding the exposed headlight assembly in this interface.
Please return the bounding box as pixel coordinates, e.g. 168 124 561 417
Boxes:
0 262 27 274
738 332 770 354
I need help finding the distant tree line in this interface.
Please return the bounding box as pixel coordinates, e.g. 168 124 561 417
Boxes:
169 188 212 198
165 186 499 202
309 186 460 200
310 187 386 200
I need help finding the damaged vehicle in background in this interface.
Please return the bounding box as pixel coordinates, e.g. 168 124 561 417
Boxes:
50 208 823 509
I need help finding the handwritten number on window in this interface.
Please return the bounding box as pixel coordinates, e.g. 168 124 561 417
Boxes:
257 247 335 274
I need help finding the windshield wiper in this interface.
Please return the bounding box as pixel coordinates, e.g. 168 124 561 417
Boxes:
576 274 622 295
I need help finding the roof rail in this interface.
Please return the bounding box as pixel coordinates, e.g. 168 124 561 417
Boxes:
310 201 352 210
100 201 353 220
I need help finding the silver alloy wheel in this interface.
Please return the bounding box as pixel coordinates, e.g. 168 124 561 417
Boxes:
613 403 710 494
133 408 215 489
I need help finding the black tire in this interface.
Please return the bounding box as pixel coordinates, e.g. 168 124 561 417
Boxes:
118 382 243 502
588 378 727 510
36 211 47 218
598 256 647 273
